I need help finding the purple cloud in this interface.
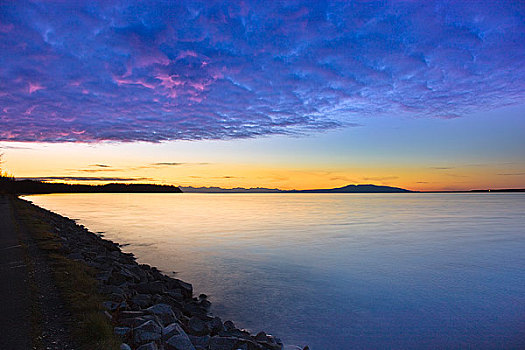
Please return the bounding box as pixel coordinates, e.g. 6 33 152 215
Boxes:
0 1 524 142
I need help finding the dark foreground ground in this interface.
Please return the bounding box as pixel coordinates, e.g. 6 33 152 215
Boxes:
0 195 31 349
1 196 301 350
0 195 76 350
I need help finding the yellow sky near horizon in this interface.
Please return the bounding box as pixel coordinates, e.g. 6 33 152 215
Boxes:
3 140 524 191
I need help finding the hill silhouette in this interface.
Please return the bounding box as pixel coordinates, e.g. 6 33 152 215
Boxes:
0 179 182 194
286 184 413 193
181 184 413 193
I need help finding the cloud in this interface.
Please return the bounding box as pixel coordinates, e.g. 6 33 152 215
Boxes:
90 164 111 168
0 144 32 150
497 172 525 176
20 176 152 182
0 1 524 142
430 167 454 170
152 162 184 166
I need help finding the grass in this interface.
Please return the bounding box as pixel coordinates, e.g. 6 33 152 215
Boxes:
13 197 121 350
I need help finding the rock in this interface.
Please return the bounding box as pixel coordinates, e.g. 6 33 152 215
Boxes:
108 270 128 286
183 302 208 317
67 252 84 260
188 316 209 336
258 342 282 350
209 336 241 350
220 328 252 341
103 301 119 311
166 289 184 301
167 279 193 298
146 303 177 326
114 326 131 337
120 315 157 328
162 322 181 339
207 316 224 335
223 320 235 331
120 310 146 318
189 335 211 348
137 342 159 350
120 344 132 350
132 293 153 308
135 281 166 294
134 320 162 344
165 326 196 350
199 299 211 310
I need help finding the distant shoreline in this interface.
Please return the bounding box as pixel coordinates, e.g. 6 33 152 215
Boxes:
2 178 524 195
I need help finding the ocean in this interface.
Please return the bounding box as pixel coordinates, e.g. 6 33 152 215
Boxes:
24 193 525 349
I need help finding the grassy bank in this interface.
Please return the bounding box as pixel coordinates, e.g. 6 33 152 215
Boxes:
12 197 121 350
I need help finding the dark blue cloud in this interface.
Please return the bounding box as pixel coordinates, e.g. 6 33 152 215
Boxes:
0 0 524 142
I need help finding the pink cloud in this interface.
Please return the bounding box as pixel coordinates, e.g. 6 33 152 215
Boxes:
28 82 44 94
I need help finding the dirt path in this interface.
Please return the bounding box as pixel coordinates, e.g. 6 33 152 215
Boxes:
0 195 31 349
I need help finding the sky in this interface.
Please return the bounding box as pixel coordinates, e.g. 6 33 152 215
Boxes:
1 0 524 191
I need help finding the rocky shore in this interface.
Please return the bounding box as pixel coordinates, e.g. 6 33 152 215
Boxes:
22 199 308 350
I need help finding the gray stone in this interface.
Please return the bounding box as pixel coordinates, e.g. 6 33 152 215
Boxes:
120 344 132 350
166 331 196 350
162 322 186 340
132 293 153 308
223 320 235 331
108 270 128 285
123 315 158 328
114 326 131 337
135 281 165 294
209 336 241 350
134 320 162 344
207 317 224 334
146 303 177 326
189 335 211 348
167 279 193 298
137 342 159 350
188 316 209 336
120 310 146 318
166 289 184 301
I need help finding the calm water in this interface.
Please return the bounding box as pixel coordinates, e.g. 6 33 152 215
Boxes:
25 193 525 349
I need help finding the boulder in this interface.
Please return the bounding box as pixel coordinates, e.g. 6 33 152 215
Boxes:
114 326 131 337
137 342 159 350
146 303 177 326
165 325 196 350
209 336 241 350
188 316 209 336
132 293 153 308
189 335 211 348
162 322 186 340
134 320 162 344
134 281 165 294
207 317 224 335
166 279 193 298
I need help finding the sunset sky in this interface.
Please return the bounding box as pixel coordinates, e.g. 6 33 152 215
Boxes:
1 0 524 191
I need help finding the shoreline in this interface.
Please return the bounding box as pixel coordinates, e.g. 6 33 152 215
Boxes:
15 196 305 350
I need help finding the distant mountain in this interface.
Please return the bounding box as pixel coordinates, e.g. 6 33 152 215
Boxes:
285 184 413 193
179 184 412 193
180 186 281 193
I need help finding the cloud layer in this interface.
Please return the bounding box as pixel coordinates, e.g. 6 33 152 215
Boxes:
1 1 524 142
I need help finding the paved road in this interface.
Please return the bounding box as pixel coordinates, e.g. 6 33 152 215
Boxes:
0 195 31 349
